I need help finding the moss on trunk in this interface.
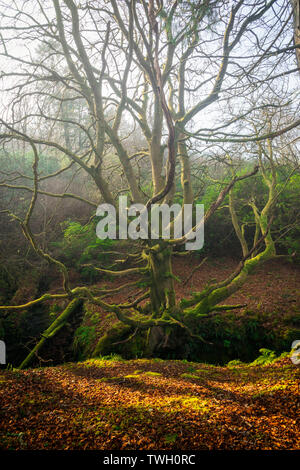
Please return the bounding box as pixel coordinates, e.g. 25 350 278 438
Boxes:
18 298 82 369
147 244 176 313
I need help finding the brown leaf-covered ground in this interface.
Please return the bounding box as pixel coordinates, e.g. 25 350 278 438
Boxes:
173 256 300 313
66 256 300 317
0 356 299 450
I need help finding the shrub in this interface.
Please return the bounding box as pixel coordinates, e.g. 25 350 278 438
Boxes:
51 220 116 280
249 348 277 366
227 359 244 368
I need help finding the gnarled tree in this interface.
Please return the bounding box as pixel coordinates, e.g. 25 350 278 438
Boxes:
0 0 299 366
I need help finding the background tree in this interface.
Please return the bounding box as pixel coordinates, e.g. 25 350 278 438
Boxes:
291 0 300 69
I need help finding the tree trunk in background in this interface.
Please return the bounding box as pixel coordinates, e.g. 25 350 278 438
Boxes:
292 0 300 70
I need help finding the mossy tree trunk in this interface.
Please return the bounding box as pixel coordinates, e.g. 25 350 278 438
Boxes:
96 139 281 352
19 298 82 369
146 243 176 313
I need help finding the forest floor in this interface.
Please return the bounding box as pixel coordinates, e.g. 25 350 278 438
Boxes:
0 355 299 450
172 256 300 314
70 255 300 316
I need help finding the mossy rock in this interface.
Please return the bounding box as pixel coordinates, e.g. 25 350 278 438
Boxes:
92 322 133 357
92 321 147 359
72 324 97 360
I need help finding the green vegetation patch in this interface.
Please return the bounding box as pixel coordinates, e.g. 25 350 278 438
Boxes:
96 376 122 383
142 371 162 377
180 373 201 380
